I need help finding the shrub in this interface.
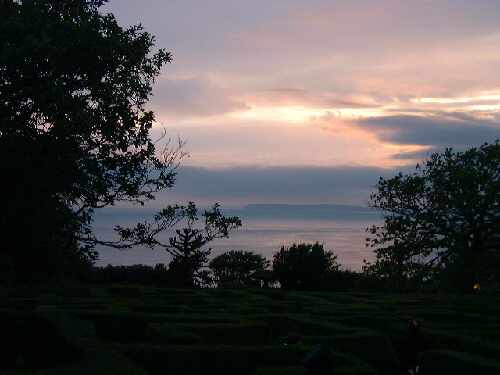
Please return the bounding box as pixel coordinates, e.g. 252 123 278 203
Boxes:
300 333 399 375
147 324 203 345
118 344 314 375
272 243 339 290
425 331 500 361
252 366 307 375
107 286 143 298
209 250 270 288
419 350 500 375
76 312 149 342
90 264 170 286
182 322 272 345
145 321 272 345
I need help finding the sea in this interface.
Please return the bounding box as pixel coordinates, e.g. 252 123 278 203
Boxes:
94 204 382 271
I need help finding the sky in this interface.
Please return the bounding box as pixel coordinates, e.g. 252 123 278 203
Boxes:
105 0 500 207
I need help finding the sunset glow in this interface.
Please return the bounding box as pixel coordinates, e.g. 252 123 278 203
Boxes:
83 0 500 271
231 105 388 124
104 0 500 200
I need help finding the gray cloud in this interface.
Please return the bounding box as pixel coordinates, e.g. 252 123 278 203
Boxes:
391 149 437 161
157 165 397 207
353 115 500 148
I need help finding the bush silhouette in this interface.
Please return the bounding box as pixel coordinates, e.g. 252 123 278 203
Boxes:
209 250 270 288
272 243 339 290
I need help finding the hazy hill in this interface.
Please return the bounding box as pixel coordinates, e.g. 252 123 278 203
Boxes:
228 204 382 221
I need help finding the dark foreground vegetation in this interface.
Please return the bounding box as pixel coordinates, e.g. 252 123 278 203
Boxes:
2 285 500 375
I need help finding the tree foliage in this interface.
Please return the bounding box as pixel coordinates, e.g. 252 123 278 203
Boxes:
272 243 339 290
0 0 239 281
364 142 500 290
209 250 270 288
115 203 241 287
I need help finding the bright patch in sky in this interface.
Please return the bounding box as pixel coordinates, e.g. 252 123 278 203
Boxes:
233 106 327 124
411 93 500 105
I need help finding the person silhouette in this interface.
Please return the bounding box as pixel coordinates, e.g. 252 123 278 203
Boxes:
400 319 428 374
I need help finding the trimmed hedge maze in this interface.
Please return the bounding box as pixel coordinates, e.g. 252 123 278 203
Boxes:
1 286 500 374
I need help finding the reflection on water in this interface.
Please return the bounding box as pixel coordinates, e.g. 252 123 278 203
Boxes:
96 217 380 271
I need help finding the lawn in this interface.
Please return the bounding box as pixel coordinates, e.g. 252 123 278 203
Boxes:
2 286 500 374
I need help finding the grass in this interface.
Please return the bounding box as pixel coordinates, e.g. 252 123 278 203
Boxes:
1 286 500 374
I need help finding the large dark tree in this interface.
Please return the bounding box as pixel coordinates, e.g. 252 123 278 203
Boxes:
364 142 500 290
0 0 238 281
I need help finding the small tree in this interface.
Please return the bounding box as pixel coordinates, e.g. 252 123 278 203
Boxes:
115 203 241 287
365 142 500 290
209 250 270 288
272 243 339 290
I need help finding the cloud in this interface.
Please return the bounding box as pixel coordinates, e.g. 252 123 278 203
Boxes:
352 114 500 148
224 1 500 96
159 165 396 206
390 148 437 161
153 122 402 169
109 0 500 98
150 76 248 119
93 165 399 234
109 0 500 170
245 88 383 109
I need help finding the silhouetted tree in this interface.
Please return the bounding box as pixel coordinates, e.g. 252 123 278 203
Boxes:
209 250 270 288
364 142 500 290
115 203 241 287
272 243 339 290
0 1 238 281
